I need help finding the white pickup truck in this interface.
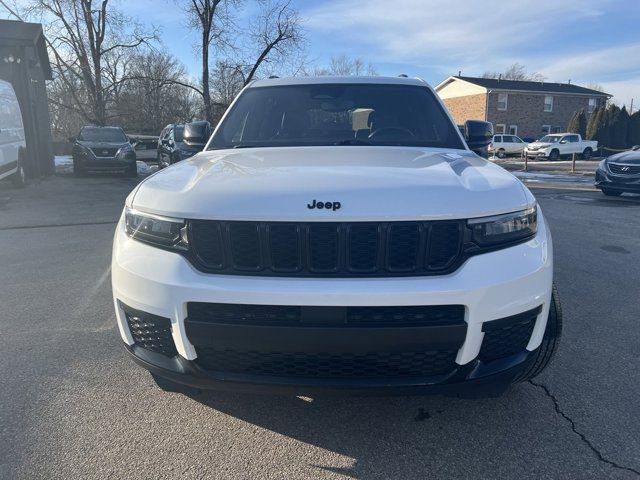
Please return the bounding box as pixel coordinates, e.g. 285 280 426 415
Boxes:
524 133 597 160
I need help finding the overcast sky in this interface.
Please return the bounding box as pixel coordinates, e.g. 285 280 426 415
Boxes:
7 0 640 105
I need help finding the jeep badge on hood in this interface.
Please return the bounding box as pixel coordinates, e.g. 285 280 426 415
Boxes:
307 200 341 211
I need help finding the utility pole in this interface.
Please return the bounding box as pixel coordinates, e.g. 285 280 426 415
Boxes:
630 98 634 115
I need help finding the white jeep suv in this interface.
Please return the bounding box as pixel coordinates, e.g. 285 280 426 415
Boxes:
112 76 561 397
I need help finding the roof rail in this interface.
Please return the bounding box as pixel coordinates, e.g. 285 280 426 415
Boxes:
268 75 279 79
398 73 408 78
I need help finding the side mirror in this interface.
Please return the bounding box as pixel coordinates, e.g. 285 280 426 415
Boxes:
559 139 567 144
464 120 493 156
68 136 76 143
183 121 211 146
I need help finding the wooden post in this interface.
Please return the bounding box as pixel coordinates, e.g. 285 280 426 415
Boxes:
572 152 576 173
524 152 528 171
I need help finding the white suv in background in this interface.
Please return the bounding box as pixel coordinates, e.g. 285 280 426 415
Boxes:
0 79 27 186
489 134 526 158
112 76 561 397
525 133 597 161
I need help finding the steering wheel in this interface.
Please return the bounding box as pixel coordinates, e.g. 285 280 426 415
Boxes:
368 126 415 139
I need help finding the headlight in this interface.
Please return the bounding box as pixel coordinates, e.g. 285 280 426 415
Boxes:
124 207 188 250
117 145 135 158
76 146 90 157
468 206 537 247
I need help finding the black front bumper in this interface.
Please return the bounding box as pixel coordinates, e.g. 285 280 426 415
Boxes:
595 168 640 193
125 344 536 397
76 156 135 172
121 302 541 397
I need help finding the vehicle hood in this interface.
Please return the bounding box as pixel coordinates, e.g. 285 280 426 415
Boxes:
607 150 640 164
132 146 533 221
527 142 551 149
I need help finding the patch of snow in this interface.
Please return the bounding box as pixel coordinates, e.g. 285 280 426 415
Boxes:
137 161 154 176
55 156 157 177
514 171 593 183
54 155 74 174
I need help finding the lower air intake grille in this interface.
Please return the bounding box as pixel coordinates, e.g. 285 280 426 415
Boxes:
123 305 177 357
478 306 542 363
194 349 458 378
186 303 465 327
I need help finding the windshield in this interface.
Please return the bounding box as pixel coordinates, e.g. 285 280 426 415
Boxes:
79 127 127 143
539 135 561 143
174 125 184 142
209 83 465 150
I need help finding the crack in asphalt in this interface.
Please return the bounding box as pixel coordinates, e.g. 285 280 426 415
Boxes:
529 380 640 477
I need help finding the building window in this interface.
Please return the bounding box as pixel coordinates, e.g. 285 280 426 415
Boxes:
542 125 551 135
497 93 508 111
508 125 518 135
544 95 554 112
551 126 562 133
588 98 597 113
495 124 506 134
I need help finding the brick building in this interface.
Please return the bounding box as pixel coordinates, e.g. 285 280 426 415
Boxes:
435 76 611 139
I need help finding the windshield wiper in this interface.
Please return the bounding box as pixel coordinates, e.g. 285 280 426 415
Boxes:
334 139 371 146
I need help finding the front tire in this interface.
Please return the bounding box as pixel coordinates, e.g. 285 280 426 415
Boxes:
73 156 85 177
518 285 563 381
124 162 138 178
11 158 26 188
497 149 506 159
548 149 560 161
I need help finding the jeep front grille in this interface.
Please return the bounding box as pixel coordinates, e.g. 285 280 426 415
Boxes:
188 220 464 277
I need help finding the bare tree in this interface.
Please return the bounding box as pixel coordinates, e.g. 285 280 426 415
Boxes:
1 0 157 125
242 0 303 84
213 1 304 86
184 0 228 122
586 83 605 92
210 60 245 109
189 0 304 114
114 51 199 134
482 63 546 82
47 74 86 139
309 54 378 76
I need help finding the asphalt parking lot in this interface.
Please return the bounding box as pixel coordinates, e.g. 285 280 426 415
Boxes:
1 175 639 480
